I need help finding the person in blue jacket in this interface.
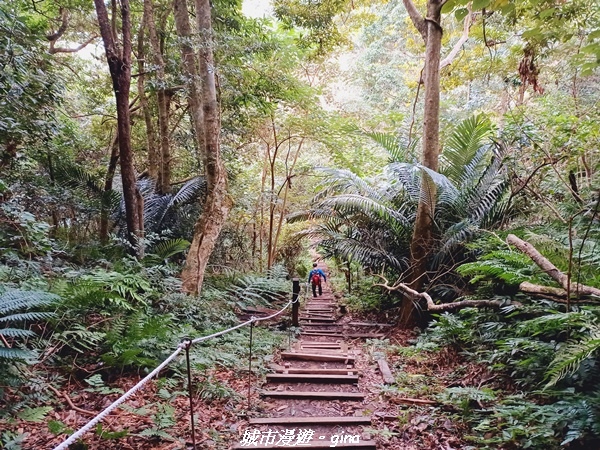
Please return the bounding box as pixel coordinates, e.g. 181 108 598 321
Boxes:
307 263 327 297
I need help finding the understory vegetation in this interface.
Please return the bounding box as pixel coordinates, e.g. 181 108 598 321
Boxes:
1 0 599 448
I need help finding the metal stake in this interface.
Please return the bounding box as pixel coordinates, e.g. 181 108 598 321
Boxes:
183 340 197 450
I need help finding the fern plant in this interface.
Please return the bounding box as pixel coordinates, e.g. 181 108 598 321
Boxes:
0 289 57 362
545 325 600 388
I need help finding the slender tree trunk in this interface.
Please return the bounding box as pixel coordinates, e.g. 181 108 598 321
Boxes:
94 0 141 255
402 0 443 326
138 2 159 181
145 0 171 194
100 133 119 243
269 138 304 266
177 0 231 294
266 119 279 269
172 0 205 161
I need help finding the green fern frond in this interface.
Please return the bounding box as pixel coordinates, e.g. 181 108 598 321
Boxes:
0 347 34 360
0 312 54 323
151 238 190 260
0 328 37 338
441 114 494 184
0 290 59 315
545 330 600 388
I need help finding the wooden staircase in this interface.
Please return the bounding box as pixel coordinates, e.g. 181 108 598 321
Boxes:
233 263 377 449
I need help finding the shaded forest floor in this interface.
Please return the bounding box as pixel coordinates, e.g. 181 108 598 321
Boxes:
2 294 496 449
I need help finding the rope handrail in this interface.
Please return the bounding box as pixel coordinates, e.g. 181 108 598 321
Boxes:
52 292 301 450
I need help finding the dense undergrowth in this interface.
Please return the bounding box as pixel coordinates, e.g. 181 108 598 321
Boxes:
337 228 600 449
0 241 292 449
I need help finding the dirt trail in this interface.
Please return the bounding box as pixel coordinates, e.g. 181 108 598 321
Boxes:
233 262 382 449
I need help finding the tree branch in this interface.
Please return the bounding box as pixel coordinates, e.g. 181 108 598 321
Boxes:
507 234 600 298
49 35 98 54
402 0 427 42
439 7 472 70
373 275 512 313
46 7 69 42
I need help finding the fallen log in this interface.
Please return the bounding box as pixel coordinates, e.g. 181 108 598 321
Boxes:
507 234 600 299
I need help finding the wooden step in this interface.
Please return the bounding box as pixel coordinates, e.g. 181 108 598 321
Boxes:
300 343 342 349
281 351 355 363
348 321 392 327
279 368 360 375
249 415 371 425
301 332 344 338
345 333 385 338
300 317 336 322
261 390 364 400
232 439 376 449
302 314 334 319
266 373 358 383
300 328 342 332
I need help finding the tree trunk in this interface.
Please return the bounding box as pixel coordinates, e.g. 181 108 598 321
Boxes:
100 133 119 243
177 0 231 294
172 0 206 162
402 0 443 327
94 0 141 255
137 2 159 181
145 0 171 194
269 137 304 266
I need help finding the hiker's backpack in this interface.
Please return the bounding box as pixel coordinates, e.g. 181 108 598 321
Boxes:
311 272 321 285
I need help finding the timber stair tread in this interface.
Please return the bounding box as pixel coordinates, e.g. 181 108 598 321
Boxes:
280 351 355 362
248 415 371 425
266 373 359 383
260 390 365 400
270 366 360 375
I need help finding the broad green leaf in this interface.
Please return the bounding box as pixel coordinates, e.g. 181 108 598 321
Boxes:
581 43 600 55
455 8 469 21
589 29 600 40
441 0 457 14
472 0 491 11
499 2 515 14
522 28 543 40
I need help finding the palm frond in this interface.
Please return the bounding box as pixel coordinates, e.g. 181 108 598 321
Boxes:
441 114 494 184
364 132 406 162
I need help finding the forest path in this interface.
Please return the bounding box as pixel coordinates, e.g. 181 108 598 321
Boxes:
233 262 381 449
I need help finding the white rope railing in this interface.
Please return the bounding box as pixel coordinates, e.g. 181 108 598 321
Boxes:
52 292 301 450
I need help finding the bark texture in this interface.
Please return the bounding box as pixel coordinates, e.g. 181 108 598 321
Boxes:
175 0 231 294
94 0 141 254
402 0 444 326
145 0 172 194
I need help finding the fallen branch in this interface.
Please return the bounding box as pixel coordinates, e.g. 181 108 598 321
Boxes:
374 275 511 312
392 397 437 405
507 234 600 298
47 385 97 417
